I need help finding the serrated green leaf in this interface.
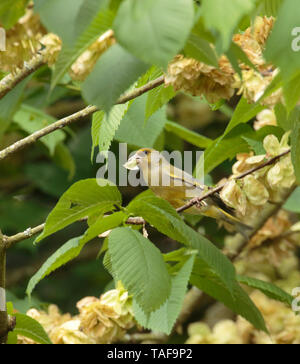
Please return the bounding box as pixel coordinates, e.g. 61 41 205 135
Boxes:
202 0 254 53
0 77 32 138
82 44 148 112
27 212 125 296
36 179 121 242
225 97 265 136
113 0 194 68
203 123 282 175
184 33 218 67
127 191 236 293
165 121 212 149
92 103 129 158
13 104 66 156
204 124 252 174
108 227 171 312
133 255 195 334
146 85 175 122
191 260 267 332
242 137 265 155
242 126 285 155
115 94 167 148
13 313 52 344
80 211 127 245
226 42 257 77
237 275 294 306
51 0 114 89
27 236 83 297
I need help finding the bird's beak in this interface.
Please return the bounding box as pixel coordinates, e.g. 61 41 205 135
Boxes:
123 154 140 171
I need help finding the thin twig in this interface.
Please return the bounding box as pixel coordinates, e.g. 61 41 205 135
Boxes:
0 55 45 100
177 149 291 213
0 76 165 161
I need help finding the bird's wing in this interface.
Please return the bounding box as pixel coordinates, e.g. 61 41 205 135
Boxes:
168 164 205 190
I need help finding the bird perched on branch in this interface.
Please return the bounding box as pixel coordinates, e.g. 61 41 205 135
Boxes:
124 148 251 236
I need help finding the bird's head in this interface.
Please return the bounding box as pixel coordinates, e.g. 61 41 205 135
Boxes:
123 148 161 171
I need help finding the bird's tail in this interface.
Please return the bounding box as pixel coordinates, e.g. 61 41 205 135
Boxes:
219 209 252 240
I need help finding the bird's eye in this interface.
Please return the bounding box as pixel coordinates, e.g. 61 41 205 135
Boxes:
144 150 149 155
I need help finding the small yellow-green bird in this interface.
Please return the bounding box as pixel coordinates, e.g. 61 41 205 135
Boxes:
124 148 251 235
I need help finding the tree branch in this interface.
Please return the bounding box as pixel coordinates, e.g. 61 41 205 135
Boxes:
176 149 291 213
0 76 165 162
0 231 8 344
0 55 45 100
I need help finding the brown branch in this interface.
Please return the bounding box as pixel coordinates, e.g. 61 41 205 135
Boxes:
0 76 165 162
177 149 291 213
120 332 168 344
0 55 45 100
0 231 8 344
4 224 45 250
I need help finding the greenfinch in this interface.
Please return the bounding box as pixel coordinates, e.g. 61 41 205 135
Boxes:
124 148 251 236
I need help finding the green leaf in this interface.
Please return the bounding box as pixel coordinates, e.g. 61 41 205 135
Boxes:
35 179 121 242
146 84 175 122
284 187 300 213
108 227 172 312
127 191 236 292
283 72 300 114
184 33 219 67
165 121 212 149
35 0 84 45
133 255 195 335
113 0 194 68
80 211 127 245
191 260 267 332
53 143 76 179
225 97 265 136
51 0 114 88
13 104 66 156
264 0 300 81
202 0 254 53
291 121 300 183
0 77 31 138
237 275 294 306
204 125 284 174
226 42 257 77
27 212 125 296
254 0 284 17
27 236 84 297
115 94 167 148
275 103 290 131
242 125 284 155
12 313 52 344
82 44 148 112
92 103 129 157
204 124 252 174
0 0 29 29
